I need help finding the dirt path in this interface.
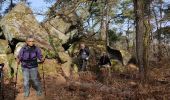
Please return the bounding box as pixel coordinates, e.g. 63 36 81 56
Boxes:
2 63 170 100
14 75 66 100
15 89 45 100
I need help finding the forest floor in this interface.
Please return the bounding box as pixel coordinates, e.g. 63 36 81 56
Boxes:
1 59 170 100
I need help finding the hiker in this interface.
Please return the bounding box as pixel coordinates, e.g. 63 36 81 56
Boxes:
17 35 44 97
0 63 4 99
98 52 111 80
98 52 111 67
0 63 4 78
78 43 90 71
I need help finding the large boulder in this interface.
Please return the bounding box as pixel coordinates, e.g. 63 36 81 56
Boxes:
0 39 11 54
119 50 132 65
38 59 60 75
43 11 80 44
58 52 73 78
110 36 133 65
14 42 25 58
68 42 79 56
0 2 52 50
111 59 125 72
149 43 170 62
111 36 129 51
58 52 71 63
0 54 16 78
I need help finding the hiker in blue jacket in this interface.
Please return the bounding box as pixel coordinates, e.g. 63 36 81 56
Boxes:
17 35 44 97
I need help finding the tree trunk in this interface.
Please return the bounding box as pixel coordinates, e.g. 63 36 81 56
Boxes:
134 0 145 80
143 0 151 81
126 19 130 51
106 0 109 46
100 0 107 41
100 17 107 41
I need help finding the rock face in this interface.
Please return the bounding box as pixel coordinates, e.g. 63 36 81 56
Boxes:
111 36 129 51
0 2 76 80
0 2 52 50
0 54 16 78
14 42 25 58
43 11 80 44
110 37 133 65
0 39 11 54
58 52 73 77
119 50 132 65
149 43 170 62
111 59 125 72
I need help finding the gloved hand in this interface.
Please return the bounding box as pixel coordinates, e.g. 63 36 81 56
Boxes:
85 57 89 60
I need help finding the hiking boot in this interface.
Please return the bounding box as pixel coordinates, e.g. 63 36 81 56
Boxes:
36 91 42 96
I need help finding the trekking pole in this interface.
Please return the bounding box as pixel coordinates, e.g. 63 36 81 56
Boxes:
14 65 19 99
0 63 4 100
41 57 46 96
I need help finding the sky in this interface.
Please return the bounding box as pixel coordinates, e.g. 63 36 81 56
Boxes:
0 0 55 22
1 0 170 22
28 0 55 22
30 0 170 22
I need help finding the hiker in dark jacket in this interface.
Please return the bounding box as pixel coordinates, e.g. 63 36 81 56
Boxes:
98 52 111 67
98 52 112 79
17 35 44 97
78 43 90 71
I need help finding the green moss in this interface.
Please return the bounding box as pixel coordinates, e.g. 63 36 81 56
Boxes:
44 49 56 59
73 64 78 73
6 54 15 78
110 60 125 73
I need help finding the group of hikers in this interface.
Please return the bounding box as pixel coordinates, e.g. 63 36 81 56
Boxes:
0 35 112 98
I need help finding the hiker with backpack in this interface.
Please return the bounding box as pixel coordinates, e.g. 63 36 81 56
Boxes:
98 52 111 68
78 43 90 71
17 35 45 97
98 52 112 81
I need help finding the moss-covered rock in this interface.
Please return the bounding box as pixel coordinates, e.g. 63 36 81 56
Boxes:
0 54 16 78
43 10 80 44
72 64 78 73
119 50 132 65
38 59 60 75
14 42 25 58
68 42 79 56
58 51 73 78
111 59 125 73
61 57 72 78
0 2 52 50
0 39 11 54
58 52 72 63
